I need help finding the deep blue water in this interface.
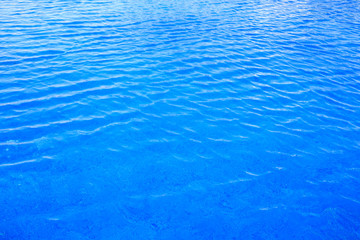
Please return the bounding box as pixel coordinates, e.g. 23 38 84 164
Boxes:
1 0 360 239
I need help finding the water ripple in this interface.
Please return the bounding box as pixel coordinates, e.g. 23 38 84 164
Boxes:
1 0 360 238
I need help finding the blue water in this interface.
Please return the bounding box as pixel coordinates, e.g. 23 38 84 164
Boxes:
1 0 360 239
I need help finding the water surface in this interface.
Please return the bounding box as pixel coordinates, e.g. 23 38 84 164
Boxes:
1 0 360 239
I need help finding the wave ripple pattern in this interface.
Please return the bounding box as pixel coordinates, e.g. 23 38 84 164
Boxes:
1 0 360 239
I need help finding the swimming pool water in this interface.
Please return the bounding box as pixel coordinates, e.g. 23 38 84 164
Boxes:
1 0 360 239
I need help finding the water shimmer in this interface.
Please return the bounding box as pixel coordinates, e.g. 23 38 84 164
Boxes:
1 0 360 239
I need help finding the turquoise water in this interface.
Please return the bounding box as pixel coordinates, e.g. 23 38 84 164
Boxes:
1 0 360 239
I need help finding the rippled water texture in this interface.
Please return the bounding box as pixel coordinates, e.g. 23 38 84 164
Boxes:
1 0 360 238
